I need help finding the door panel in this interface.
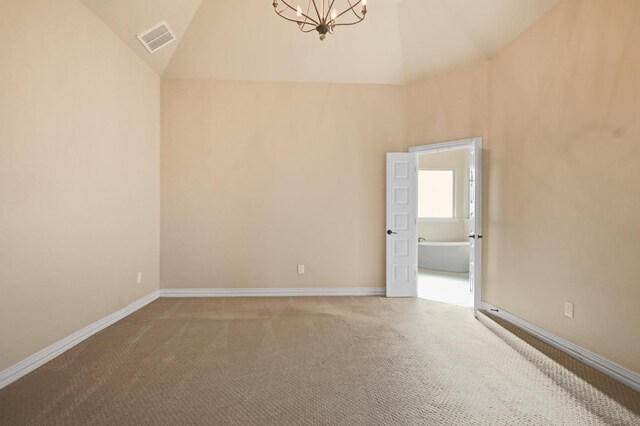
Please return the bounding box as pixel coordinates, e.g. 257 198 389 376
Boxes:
386 153 417 297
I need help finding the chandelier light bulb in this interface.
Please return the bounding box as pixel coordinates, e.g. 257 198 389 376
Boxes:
296 5 303 18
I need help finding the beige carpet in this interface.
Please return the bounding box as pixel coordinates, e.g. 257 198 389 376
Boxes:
0 297 638 425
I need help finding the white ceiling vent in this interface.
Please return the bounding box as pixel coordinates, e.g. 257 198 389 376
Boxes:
136 21 176 54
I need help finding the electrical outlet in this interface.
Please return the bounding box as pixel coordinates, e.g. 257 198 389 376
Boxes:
297 264 305 275
137 272 143 284
564 301 574 318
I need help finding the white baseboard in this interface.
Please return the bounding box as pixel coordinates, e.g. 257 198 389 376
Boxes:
481 302 640 392
160 287 386 298
0 290 160 390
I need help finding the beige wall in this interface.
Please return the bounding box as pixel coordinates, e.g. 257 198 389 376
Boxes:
161 80 404 289
486 0 640 373
405 60 490 147
0 0 160 372
418 150 470 242
404 0 640 373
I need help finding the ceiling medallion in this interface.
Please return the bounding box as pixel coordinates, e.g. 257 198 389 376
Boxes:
273 0 368 40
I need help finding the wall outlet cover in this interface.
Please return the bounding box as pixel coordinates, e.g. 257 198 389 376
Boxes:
564 301 574 318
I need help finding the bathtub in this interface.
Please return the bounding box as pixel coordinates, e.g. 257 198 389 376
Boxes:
418 241 469 273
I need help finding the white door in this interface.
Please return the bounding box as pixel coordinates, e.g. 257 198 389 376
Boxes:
386 153 417 297
468 141 483 316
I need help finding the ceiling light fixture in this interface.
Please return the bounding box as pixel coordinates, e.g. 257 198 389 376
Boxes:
273 0 367 40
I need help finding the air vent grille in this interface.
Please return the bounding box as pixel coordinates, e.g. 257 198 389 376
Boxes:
136 22 176 54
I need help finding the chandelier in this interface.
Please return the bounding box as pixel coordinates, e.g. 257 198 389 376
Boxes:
272 0 368 40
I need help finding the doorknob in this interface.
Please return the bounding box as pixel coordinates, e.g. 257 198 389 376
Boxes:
387 230 397 235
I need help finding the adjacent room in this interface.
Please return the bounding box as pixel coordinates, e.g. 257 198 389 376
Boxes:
1 0 639 424
416 148 473 307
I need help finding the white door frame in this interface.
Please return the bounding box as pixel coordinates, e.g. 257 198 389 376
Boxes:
409 137 483 316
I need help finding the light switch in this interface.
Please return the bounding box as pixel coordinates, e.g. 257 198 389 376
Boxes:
297 264 305 274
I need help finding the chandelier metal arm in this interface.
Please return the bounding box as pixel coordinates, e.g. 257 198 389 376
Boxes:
332 19 364 27
274 8 313 28
332 2 365 28
324 0 336 22
295 9 318 34
347 0 365 20
333 0 363 21
299 26 318 33
301 1 318 30
278 0 320 25
273 10 316 32
309 0 322 22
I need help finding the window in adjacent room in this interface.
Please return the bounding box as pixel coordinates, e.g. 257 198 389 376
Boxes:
418 170 455 219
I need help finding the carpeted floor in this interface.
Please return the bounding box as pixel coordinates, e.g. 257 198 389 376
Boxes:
0 297 638 425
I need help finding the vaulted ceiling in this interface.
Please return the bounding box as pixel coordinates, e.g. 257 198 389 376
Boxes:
81 0 559 84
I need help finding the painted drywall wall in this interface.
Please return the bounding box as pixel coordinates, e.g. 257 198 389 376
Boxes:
404 0 640 373
161 80 404 289
405 60 490 146
418 150 470 242
486 0 640 373
0 0 160 372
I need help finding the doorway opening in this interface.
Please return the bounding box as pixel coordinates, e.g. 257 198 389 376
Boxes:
416 149 472 307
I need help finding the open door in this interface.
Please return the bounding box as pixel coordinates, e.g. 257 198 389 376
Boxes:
386 153 417 297
407 137 483 313
468 141 483 316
